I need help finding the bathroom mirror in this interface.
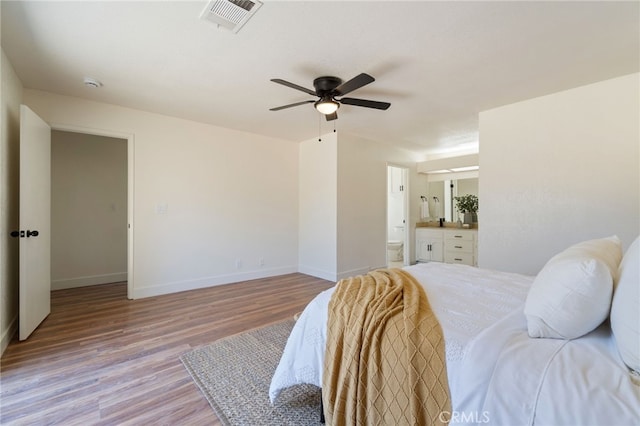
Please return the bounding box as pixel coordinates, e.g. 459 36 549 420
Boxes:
427 178 478 222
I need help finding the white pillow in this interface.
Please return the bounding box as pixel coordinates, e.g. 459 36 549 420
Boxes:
611 236 640 373
524 236 622 339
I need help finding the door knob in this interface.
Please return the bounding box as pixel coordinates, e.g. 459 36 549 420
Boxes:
10 230 39 238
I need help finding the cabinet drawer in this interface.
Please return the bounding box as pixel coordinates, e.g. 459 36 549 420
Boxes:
446 232 474 241
445 240 473 252
444 252 474 266
416 228 444 238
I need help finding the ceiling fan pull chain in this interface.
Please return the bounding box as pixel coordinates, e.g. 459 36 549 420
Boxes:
318 112 322 142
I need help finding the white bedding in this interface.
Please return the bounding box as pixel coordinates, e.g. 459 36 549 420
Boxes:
454 308 640 425
269 262 534 404
270 261 640 424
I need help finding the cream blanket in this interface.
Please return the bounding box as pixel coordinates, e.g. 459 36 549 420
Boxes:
322 268 450 425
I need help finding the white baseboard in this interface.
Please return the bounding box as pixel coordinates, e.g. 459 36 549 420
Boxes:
297 265 337 282
52 272 128 290
336 266 371 281
131 266 298 299
298 265 374 282
1 315 17 356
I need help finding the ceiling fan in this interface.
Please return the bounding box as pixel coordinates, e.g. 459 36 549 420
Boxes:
269 73 390 121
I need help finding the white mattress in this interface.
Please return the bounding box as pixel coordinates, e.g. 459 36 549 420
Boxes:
269 262 534 404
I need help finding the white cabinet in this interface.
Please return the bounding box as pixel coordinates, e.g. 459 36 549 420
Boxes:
444 231 477 266
416 228 477 266
389 166 405 193
416 228 444 262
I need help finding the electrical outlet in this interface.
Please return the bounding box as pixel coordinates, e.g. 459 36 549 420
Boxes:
259 257 264 267
235 259 242 269
155 202 168 215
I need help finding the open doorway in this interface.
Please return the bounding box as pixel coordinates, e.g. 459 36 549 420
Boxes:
50 129 132 298
387 165 409 268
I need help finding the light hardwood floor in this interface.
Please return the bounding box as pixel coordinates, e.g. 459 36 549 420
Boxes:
0 273 335 425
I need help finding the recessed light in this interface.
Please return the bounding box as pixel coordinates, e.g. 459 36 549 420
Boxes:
83 77 102 88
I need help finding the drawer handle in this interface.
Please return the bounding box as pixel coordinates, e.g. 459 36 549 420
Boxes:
454 245 463 249
454 235 463 238
455 258 463 261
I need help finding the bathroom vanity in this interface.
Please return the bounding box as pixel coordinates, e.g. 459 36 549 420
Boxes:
416 227 477 266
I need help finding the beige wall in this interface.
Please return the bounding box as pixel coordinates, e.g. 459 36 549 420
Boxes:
1 48 23 353
337 133 425 277
298 132 338 280
298 131 426 281
51 131 127 289
24 89 300 299
479 73 639 274
457 178 478 199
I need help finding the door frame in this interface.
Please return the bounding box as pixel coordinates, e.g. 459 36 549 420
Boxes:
400 167 410 265
386 164 410 266
50 123 135 299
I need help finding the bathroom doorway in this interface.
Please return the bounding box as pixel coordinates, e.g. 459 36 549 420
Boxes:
387 165 409 268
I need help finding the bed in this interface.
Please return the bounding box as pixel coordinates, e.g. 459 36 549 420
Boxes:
270 235 640 425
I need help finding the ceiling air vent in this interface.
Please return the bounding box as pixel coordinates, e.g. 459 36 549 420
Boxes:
199 0 263 33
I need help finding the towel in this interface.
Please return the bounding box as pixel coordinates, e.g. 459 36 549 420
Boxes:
421 200 430 219
433 198 441 219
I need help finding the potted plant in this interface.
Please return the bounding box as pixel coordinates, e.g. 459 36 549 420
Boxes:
454 194 478 224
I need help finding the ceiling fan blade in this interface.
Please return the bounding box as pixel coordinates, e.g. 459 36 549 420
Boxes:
269 100 315 111
271 79 317 96
334 73 375 96
340 97 391 110
325 112 338 121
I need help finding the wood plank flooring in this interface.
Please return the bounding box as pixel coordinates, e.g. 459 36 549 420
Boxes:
0 273 335 425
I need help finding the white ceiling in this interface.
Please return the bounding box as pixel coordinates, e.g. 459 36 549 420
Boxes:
2 1 638 154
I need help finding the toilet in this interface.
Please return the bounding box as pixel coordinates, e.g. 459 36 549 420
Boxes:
387 241 404 261
387 225 405 262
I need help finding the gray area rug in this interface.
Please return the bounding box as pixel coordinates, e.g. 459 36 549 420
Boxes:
180 319 322 425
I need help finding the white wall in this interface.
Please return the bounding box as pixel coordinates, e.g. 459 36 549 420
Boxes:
51 131 128 289
336 133 388 277
1 48 23 354
479 73 639 275
298 132 337 280
298 131 426 281
387 166 405 243
337 133 426 278
24 89 300 298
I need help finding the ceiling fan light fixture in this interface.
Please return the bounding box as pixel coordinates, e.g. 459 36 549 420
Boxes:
270 74 389 118
83 77 102 88
315 97 339 115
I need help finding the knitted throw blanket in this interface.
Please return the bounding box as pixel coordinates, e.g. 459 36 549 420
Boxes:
322 268 451 425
